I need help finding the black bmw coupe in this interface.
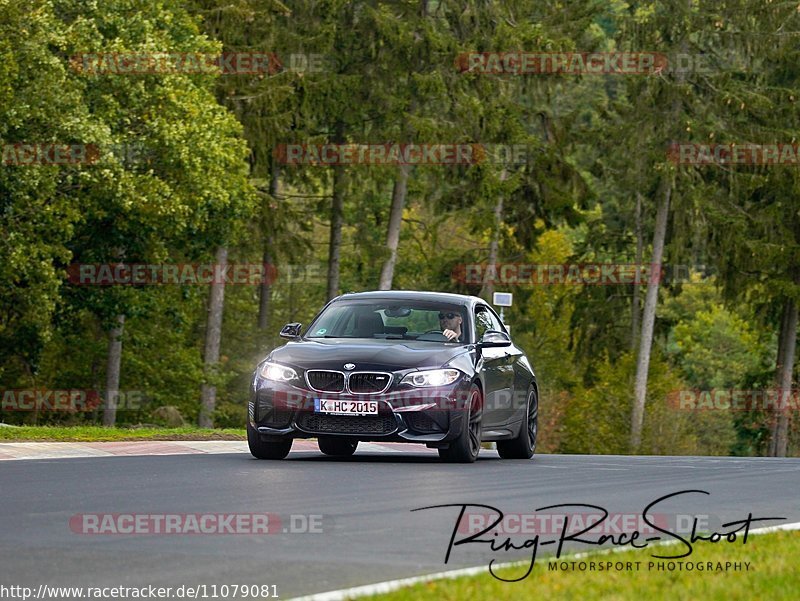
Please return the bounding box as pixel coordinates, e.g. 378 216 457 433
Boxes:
248 291 538 462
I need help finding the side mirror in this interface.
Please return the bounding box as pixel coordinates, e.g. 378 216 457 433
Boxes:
279 322 302 339
478 330 511 348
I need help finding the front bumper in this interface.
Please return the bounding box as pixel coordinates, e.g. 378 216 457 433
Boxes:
249 377 472 444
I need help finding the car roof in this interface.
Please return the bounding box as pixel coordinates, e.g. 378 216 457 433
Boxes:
334 290 486 307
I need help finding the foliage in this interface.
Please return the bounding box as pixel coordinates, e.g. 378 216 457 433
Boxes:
0 0 797 456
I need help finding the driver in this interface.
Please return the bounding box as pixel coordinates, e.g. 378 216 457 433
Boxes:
438 311 463 342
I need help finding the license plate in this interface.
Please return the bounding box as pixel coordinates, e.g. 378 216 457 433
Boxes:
315 399 379 415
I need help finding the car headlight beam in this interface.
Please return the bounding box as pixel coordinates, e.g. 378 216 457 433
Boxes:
259 361 299 382
401 368 462 388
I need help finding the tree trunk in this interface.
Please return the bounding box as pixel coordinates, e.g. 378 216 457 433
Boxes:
630 178 671 451
258 161 280 330
378 164 410 290
258 246 273 330
631 192 643 351
102 314 125 427
91 355 101 423
768 302 791 455
773 299 797 457
199 246 228 428
326 162 346 301
479 169 507 301
326 123 347 301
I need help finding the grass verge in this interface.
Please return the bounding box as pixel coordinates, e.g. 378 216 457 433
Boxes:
365 530 800 601
0 425 245 442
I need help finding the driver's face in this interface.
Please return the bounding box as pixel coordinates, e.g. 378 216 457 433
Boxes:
438 312 462 328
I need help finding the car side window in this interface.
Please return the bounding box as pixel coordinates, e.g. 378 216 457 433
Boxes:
475 307 493 340
475 306 505 340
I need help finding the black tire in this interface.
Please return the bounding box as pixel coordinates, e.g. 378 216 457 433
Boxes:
438 385 482 463
318 437 358 457
497 389 537 459
247 423 292 459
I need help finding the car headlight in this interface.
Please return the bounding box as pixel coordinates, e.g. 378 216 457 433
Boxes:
259 361 299 382
401 368 462 387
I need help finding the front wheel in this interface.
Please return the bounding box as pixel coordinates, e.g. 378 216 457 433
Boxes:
439 385 482 463
247 423 292 459
318 437 358 457
497 389 537 459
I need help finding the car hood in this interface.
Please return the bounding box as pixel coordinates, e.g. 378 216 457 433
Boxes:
268 338 469 372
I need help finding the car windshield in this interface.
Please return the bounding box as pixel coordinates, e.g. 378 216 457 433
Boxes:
306 300 468 342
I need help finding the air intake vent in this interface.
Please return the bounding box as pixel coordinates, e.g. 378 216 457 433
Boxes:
297 412 396 435
306 370 345 393
348 372 392 394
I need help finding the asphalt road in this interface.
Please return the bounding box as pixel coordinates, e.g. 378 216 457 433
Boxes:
1 448 799 598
